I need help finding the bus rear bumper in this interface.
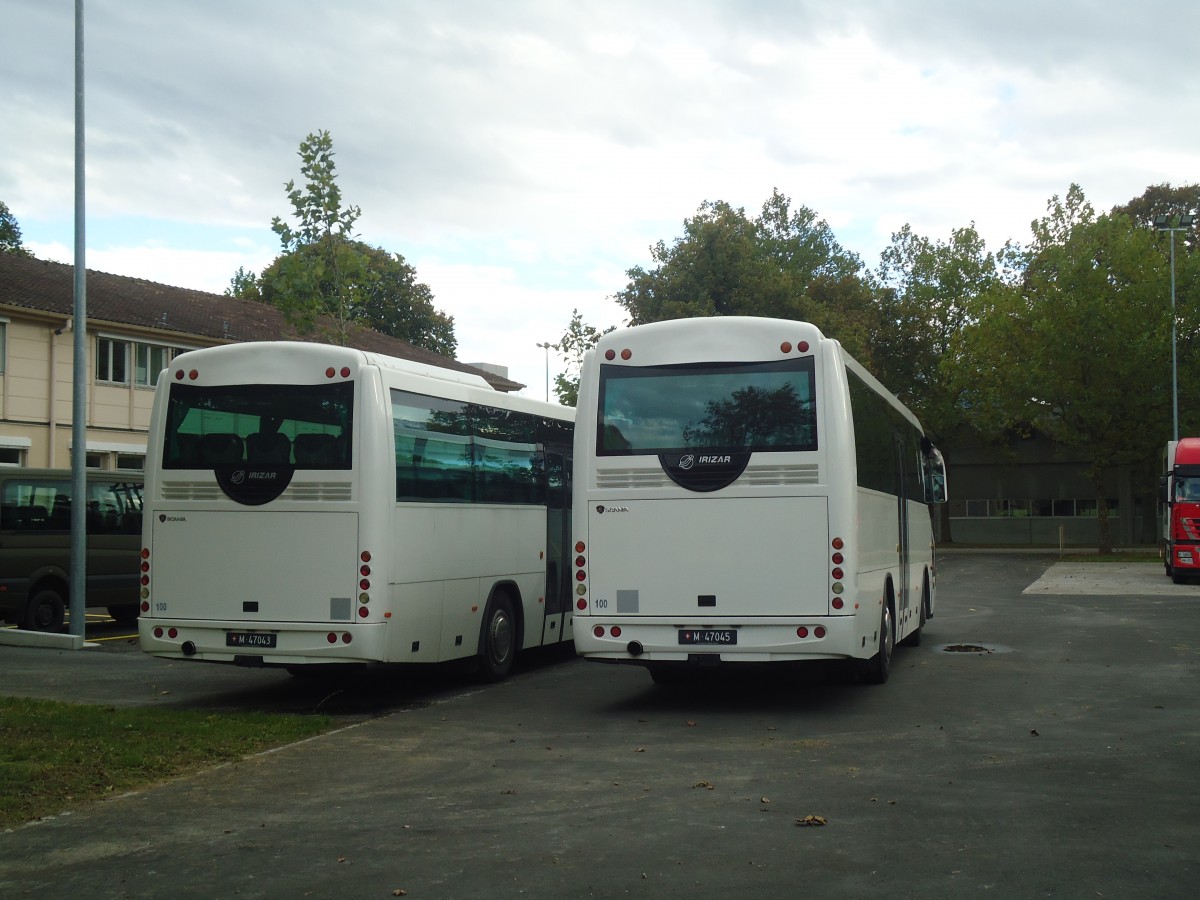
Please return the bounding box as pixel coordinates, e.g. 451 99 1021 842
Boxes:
574 616 864 664
137 619 388 666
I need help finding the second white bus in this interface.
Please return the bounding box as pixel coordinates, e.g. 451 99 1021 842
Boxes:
572 317 946 684
138 341 575 679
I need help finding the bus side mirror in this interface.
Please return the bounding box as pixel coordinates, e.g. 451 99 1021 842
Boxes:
923 445 947 505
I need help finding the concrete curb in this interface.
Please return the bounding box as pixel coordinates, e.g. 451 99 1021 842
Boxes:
0 628 95 650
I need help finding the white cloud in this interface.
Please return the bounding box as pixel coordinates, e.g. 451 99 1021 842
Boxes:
3 0 1198 400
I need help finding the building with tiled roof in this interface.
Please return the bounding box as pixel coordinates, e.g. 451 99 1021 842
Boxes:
0 253 521 469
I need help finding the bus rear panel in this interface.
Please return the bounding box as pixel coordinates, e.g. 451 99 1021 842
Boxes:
572 317 943 682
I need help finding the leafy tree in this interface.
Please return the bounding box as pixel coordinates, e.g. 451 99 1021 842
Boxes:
267 130 364 344
1111 183 1199 252
235 131 456 356
612 190 877 356
248 241 456 357
1 201 32 257
953 184 1191 551
873 222 1000 438
551 309 614 406
873 223 1001 543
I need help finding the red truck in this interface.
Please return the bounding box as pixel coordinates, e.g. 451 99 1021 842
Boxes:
1161 438 1200 583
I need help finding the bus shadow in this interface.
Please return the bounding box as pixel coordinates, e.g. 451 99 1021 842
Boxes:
601 662 867 716
157 641 581 720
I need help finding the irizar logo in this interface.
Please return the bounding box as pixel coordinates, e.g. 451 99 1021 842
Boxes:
679 454 732 469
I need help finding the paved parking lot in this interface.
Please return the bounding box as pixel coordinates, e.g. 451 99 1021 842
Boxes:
1 552 1198 899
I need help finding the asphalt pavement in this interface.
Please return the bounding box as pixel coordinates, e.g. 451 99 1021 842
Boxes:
1 552 1198 899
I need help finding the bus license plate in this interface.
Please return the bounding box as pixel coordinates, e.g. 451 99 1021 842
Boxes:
678 629 737 645
225 631 277 649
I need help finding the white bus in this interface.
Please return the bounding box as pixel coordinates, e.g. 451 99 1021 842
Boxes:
138 341 575 680
572 317 946 684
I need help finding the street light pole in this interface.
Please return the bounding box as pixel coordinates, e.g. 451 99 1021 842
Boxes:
535 341 552 402
1154 213 1196 442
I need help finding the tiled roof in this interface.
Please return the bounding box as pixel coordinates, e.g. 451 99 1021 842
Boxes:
0 253 524 392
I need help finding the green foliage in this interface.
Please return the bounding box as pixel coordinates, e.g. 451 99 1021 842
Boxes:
1 200 33 257
0 696 331 827
242 131 456 356
951 184 1199 550
257 240 457 357
225 265 260 299
551 309 614 406
873 221 1000 440
613 190 872 346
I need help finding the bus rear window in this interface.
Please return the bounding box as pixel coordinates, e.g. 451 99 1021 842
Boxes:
597 358 817 456
162 382 354 470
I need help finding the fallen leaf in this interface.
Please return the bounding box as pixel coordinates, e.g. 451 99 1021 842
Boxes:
694 781 715 790
392 890 407 897
795 815 828 827
686 720 697 727
1030 729 1040 737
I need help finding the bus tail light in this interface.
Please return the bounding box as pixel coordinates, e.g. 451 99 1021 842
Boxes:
358 550 371 615
831 538 846 611
575 541 588 608
140 548 151 612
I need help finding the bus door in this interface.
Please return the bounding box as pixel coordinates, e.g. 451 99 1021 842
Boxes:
894 431 911 616
542 448 572 644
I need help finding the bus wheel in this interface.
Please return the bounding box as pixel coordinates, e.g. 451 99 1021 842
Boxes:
478 593 517 682
859 601 893 685
22 588 66 632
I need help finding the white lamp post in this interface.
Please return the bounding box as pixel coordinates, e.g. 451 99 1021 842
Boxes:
535 341 553 402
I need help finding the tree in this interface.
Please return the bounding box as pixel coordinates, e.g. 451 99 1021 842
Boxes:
873 223 1001 543
235 131 456 356
551 309 614 406
873 223 1001 430
265 130 365 344
249 240 457 357
612 190 873 345
1 201 32 257
953 184 1190 552
1111 183 1200 252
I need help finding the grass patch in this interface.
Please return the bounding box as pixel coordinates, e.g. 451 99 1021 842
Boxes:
0 697 332 829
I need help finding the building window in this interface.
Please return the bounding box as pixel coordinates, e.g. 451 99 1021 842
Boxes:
135 343 173 387
0 447 24 467
96 338 129 384
115 453 145 470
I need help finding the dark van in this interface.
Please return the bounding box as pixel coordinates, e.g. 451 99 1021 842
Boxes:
0 469 143 631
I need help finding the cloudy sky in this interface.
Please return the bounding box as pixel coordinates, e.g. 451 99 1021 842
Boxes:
3 1 1198 398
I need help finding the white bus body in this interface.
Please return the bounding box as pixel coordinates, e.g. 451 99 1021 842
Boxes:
572 317 946 683
138 341 575 679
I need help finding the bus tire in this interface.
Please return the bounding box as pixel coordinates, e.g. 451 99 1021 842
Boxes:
859 600 893 685
22 588 66 632
478 592 517 683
